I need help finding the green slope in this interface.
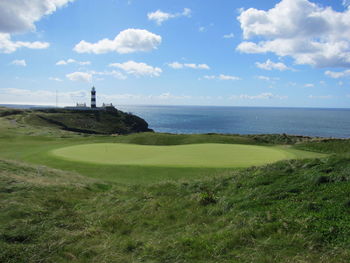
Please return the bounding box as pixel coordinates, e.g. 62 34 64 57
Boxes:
1 156 349 263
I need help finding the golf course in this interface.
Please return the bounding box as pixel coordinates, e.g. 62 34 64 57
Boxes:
52 143 324 168
1 107 349 263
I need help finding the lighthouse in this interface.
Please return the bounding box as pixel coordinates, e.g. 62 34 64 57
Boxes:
91 86 96 108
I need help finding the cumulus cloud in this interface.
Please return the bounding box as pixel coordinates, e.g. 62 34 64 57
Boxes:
109 61 162 77
203 74 241 80
73 29 162 54
56 58 91 66
255 59 290 71
0 0 75 33
148 8 191 25
304 83 315 88
325 69 350 78
230 93 287 100
11 59 26 66
168 62 210 70
0 33 49 53
237 0 350 68
66 72 92 82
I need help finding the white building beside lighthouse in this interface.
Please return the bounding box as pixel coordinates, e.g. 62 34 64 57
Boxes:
65 86 115 110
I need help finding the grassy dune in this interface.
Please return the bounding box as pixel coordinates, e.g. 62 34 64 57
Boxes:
1 157 349 263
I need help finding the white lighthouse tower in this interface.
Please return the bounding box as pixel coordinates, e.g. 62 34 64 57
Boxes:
91 86 96 108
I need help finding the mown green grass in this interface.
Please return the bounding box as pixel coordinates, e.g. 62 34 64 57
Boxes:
0 134 325 184
52 143 325 168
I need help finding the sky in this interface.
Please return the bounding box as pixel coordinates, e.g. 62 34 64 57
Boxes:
1 0 350 108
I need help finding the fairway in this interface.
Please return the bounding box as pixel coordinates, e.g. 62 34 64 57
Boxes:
51 143 323 168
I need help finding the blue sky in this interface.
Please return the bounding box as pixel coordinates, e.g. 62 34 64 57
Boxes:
1 0 350 107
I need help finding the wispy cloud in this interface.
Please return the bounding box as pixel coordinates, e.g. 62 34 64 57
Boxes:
148 8 191 25
49 77 63 82
325 69 350 79
11 59 26 66
230 93 287 100
223 33 234 39
168 62 210 70
56 59 91 66
309 95 332 99
203 74 241 81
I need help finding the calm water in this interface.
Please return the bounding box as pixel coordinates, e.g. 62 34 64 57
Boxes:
2 104 350 138
117 105 350 138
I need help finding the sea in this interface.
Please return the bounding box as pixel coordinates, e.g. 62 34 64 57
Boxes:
2 104 350 138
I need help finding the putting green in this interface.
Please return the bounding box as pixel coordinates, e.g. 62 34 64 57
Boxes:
51 143 324 168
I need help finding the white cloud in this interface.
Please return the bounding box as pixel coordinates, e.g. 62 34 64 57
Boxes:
0 33 49 53
343 0 350 8
325 69 350 78
90 70 127 80
231 93 287 100
0 1 73 53
66 72 92 82
152 93 191 100
0 0 75 33
255 75 280 82
148 8 191 25
309 95 332 99
237 0 350 68
198 26 206 32
66 70 127 82
73 29 162 54
203 74 241 81
168 62 210 70
256 76 271 81
223 33 234 39
109 61 162 77
56 58 91 66
167 62 183 69
185 63 210 70
11 59 26 66
49 77 63 82
255 59 290 71
304 83 315 88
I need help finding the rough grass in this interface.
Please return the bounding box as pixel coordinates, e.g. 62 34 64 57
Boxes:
1 156 349 262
